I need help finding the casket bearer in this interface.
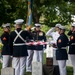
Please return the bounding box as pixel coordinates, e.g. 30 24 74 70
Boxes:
9 19 31 75
68 22 75 75
56 25 69 75
1 23 11 68
32 23 46 63
26 27 34 72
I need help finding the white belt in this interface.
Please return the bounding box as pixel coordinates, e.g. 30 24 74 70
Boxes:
61 47 66 49
71 43 75 45
13 43 25 46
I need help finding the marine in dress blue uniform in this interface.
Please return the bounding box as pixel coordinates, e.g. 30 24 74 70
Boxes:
10 19 31 75
1 23 11 68
68 22 75 75
26 27 34 72
56 26 68 75
67 23 74 36
32 23 46 62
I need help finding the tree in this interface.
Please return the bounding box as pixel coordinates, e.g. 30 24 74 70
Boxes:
0 0 28 26
0 0 75 26
33 0 74 26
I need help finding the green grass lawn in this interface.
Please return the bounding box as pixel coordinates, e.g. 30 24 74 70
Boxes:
67 66 73 75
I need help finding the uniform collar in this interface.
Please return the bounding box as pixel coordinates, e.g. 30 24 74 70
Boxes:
35 30 41 32
60 33 64 35
16 28 22 32
4 31 9 34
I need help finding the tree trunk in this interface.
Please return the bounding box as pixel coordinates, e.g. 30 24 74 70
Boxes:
33 9 40 23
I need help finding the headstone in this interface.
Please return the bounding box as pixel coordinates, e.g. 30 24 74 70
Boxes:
1 67 14 75
53 49 58 65
46 45 53 58
45 45 58 66
32 62 42 75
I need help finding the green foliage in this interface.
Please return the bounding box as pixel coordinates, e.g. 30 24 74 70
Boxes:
0 27 3 36
0 0 28 25
33 0 75 25
0 0 75 26
41 25 50 33
42 1 72 25
0 43 3 53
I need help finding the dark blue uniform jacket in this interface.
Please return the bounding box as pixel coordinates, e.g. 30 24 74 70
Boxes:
56 33 68 60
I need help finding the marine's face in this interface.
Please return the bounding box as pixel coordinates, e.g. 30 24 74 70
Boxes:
73 26 75 32
59 28 65 34
55 27 59 31
35 26 40 31
71 26 74 31
4 27 10 32
58 28 61 34
15 24 22 29
60 29 64 34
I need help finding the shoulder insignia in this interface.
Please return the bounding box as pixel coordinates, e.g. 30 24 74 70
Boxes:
58 39 61 43
3 37 7 40
71 36 74 40
39 32 43 36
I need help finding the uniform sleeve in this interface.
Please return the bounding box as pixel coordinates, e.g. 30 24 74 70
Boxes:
9 33 13 45
43 32 47 42
43 32 47 49
46 27 55 36
66 36 69 46
57 37 62 48
9 33 13 55
68 35 75 45
26 31 33 42
57 35 69 48
67 30 72 36
1 33 8 45
29 32 33 40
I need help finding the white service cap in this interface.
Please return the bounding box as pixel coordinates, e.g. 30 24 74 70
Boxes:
55 23 62 27
14 19 24 25
59 26 66 30
35 23 41 27
71 22 75 27
2 23 10 28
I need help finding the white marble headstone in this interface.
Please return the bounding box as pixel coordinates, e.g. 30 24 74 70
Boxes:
45 45 58 65
1 67 14 75
32 62 42 75
46 45 53 58
53 49 58 65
